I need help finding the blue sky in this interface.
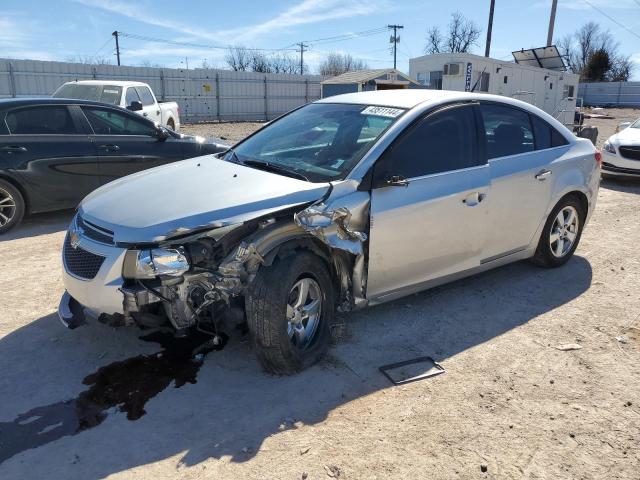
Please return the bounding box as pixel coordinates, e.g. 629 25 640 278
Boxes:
1 0 639 78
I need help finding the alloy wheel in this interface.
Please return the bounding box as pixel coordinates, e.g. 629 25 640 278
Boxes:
0 187 16 227
286 277 322 349
549 205 579 258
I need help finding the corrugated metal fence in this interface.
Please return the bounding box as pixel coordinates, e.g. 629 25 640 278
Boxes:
0 58 323 122
578 81 640 108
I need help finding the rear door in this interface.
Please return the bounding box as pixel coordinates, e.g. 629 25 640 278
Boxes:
367 103 490 299
80 105 184 184
479 102 560 261
135 86 162 124
0 104 100 212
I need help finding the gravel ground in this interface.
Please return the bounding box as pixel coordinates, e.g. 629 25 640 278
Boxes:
182 122 265 144
1 116 639 480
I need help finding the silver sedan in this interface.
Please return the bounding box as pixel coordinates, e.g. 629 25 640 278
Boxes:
59 90 600 373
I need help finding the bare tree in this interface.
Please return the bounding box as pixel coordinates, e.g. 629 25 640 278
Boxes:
249 51 272 73
556 22 633 81
65 55 112 65
225 46 251 71
269 52 299 74
424 12 481 54
318 53 369 77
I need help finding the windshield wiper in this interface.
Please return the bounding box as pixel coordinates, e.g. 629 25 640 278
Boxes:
242 159 310 182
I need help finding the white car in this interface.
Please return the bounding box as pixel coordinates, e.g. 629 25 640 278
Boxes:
602 119 640 177
53 80 181 131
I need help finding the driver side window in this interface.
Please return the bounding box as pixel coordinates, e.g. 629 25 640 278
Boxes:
82 107 157 136
378 104 478 180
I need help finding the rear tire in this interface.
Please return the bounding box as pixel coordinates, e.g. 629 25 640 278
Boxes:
531 195 585 268
0 179 25 234
246 251 334 374
166 119 175 131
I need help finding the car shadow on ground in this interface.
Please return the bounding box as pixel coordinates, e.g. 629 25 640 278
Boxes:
0 256 593 478
600 176 640 194
1 210 74 241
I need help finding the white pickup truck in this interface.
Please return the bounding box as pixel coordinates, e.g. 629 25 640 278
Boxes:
53 80 181 131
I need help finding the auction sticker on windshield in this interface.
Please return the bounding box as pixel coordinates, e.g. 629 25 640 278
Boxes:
361 106 404 118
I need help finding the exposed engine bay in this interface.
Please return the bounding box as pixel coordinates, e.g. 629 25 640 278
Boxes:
116 185 370 341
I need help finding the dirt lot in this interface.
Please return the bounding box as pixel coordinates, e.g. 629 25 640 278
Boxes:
1 117 640 480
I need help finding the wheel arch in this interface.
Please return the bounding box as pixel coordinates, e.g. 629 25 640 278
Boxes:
248 221 352 308
0 173 29 214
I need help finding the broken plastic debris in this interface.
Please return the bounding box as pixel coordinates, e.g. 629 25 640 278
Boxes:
615 335 629 344
555 343 583 351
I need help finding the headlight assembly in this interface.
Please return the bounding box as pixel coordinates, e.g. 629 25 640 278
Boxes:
603 142 616 154
123 247 190 279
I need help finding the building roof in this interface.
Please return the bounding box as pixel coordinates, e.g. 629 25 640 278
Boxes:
321 69 416 85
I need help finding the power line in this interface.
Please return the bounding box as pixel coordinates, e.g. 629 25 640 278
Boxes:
116 31 298 52
90 36 114 61
582 0 640 41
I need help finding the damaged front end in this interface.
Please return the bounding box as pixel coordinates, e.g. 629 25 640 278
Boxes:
117 182 371 338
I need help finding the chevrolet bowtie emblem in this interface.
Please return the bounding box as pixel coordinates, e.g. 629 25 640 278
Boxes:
69 228 82 249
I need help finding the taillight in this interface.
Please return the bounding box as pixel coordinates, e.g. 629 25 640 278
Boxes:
595 150 602 167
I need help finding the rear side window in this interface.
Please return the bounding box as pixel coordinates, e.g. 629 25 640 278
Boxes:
125 87 140 106
480 104 534 159
382 104 478 178
82 107 156 136
53 84 122 105
531 115 569 149
5 106 77 135
135 87 155 106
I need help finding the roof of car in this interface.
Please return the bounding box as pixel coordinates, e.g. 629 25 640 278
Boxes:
316 89 527 109
60 80 148 87
0 97 126 109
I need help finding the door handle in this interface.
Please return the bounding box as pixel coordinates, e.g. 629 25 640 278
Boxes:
535 169 552 181
97 144 120 152
156 110 161 115
0 146 27 153
463 192 486 206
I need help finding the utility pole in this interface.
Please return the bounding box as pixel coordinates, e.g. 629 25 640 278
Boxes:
112 31 120 66
547 0 558 46
484 0 496 57
388 24 403 69
297 42 308 75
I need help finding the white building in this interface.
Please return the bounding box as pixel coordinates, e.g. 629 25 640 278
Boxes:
409 51 580 127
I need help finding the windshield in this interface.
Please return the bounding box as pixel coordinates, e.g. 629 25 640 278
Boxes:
226 103 405 182
53 84 122 105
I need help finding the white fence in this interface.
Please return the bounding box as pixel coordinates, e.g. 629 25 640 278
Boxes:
578 81 640 108
0 58 323 122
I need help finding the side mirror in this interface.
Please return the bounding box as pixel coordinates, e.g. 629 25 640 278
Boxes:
155 125 169 140
127 100 143 112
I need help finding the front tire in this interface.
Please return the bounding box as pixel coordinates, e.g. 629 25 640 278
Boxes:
0 179 25 234
246 251 334 374
531 195 585 268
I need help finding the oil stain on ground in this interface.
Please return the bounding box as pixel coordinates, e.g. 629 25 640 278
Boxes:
0 331 224 464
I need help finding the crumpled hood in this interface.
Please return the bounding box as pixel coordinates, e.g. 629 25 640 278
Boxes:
611 127 640 145
79 156 330 244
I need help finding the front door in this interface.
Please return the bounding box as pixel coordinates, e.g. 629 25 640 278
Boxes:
367 103 490 299
81 105 184 184
0 104 100 212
